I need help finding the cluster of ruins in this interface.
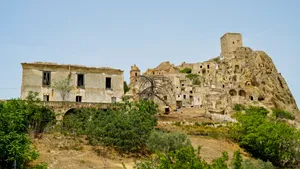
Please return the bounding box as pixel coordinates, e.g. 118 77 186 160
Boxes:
20 33 299 115
128 33 299 115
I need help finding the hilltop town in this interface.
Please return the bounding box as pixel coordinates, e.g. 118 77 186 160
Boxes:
128 33 299 117
15 33 300 168
20 33 299 118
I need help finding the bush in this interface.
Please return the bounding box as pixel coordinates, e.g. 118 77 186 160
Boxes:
233 104 246 111
0 98 55 168
242 159 274 169
186 73 198 80
62 100 158 153
135 146 231 169
180 68 192 74
192 78 201 85
272 108 295 120
63 108 96 135
124 81 130 94
146 130 191 154
230 106 300 167
231 151 243 169
87 101 158 152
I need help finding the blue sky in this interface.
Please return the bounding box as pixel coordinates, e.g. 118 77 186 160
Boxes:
0 0 299 107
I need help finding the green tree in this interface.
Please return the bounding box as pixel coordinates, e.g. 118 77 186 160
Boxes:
52 75 73 101
146 130 191 154
124 81 130 94
0 98 55 168
230 106 300 167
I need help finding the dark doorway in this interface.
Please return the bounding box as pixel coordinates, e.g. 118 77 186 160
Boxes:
165 107 170 114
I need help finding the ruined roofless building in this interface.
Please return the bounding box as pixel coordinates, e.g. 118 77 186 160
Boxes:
21 62 124 103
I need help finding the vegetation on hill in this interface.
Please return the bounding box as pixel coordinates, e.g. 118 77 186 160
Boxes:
1 90 299 168
0 92 55 168
180 67 192 74
133 146 274 169
124 81 130 94
185 73 201 85
230 105 300 168
63 100 158 153
272 108 295 120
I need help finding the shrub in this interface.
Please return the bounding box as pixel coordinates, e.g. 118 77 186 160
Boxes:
124 81 130 94
272 108 295 120
186 73 198 80
62 108 96 135
185 73 201 85
180 68 192 74
192 78 201 85
230 106 300 167
86 101 158 153
146 130 191 154
135 146 231 169
32 162 48 169
233 104 246 111
63 100 158 153
231 151 243 169
0 98 55 168
213 57 220 62
242 159 274 169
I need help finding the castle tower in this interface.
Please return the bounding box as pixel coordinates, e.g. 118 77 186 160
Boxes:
220 33 242 59
130 64 140 85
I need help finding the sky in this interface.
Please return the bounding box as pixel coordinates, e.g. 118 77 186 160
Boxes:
0 0 299 107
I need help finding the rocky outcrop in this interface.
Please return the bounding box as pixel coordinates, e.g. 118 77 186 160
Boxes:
203 47 299 116
129 33 299 119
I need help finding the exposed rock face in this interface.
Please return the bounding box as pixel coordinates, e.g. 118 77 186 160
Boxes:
209 47 299 115
129 33 299 117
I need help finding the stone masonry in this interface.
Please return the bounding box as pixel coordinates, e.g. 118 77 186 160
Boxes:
129 33 300 117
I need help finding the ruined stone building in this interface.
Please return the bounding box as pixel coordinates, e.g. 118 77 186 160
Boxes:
129 33 299 116
21 62 124 103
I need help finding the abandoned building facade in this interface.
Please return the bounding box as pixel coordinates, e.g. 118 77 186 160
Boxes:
21 62 124 103
129 33 299 115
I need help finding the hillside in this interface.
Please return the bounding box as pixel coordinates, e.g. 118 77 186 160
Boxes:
32 108 250 169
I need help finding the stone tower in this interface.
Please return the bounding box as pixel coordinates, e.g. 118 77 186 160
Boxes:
220 33 242 59
130 64 140 85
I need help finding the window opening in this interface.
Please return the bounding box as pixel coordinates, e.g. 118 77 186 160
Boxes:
43 71 51 86
111 97 116 103
106 77 112 89
43 95 49 101
76 96 82 102
77 74 84 87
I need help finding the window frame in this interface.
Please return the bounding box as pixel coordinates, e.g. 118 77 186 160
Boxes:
77 74 85 88
42 71 51 86
76 96 82 102
43 95 49 102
